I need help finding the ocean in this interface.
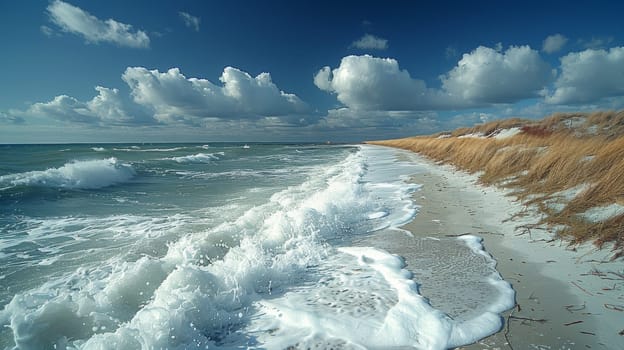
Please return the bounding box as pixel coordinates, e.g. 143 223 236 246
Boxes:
0 143 513 349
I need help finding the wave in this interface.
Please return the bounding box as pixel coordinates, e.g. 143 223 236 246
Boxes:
0 158 135 190
112 146 141 151
0 146 512 349
0 149 377 348
113 146 186 152
170 152 225 163
173 166 308 181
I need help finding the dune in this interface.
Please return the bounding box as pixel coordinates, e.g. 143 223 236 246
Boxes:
366 110 624 348
368 110 624 258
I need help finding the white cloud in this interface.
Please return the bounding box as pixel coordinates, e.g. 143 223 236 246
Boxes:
21 86 147 125
441 45 553 103
542 34 568 53
314 47 558 131
27 95 99 124
6 66 308 128
122 66 308 123
316 47 552 112
87 86 141 123
179 11 200 31
350 34 388 50
313 66 333 92
545 47 624 104
314 55 451 110
47 0 150 48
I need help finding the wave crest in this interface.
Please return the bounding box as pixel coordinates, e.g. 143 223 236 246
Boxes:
170 152 224 163
0 158 135 190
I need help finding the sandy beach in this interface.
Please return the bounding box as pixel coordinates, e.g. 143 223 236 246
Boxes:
358 149 624 349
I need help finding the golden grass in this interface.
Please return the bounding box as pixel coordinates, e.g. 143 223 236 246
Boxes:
368 110 624 258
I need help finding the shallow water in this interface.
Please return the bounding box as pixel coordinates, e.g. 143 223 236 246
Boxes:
0 143 513 349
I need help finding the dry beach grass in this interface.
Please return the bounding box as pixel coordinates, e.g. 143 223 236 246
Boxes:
368 110 624 258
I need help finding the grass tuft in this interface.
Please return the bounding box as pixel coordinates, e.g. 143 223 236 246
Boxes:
367 110 624 258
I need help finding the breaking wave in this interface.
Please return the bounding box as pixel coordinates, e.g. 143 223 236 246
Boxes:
0 158 135 190
170 152 225 163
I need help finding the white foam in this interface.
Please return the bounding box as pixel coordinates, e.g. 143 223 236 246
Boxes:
170 152 225 163
248 247 452 349
358 145 424 231
450 235 516 346
0 158 135 190
0 146 512 349
0 148 377 348
368 211 389 219
113 147 185 152
248 237 514 349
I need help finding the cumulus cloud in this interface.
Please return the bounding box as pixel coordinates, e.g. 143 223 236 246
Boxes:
20 86 148 125
46 0 150 48
316 47 552 112
27 95 99 124
87 86 145 123
350 34 388 50
545 46 624 104
313 66 333 92
179 11 200 31
542 34 568 53
314 55 451 110
441 45 553 103
122 66 308 123
6 66 308 128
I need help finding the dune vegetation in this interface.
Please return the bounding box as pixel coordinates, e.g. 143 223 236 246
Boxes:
368 110 624 258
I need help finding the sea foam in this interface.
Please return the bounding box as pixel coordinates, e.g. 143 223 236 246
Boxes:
0 146 514 349
170 152 225 163
0 158 135 190
0 150 371 348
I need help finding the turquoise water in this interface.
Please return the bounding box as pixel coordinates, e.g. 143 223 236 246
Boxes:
0 144 352 304
0 143 514 349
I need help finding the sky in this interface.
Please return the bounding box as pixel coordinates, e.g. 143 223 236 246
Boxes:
1 0 624 143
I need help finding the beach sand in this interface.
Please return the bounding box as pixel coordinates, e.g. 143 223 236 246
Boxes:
358 151 623 349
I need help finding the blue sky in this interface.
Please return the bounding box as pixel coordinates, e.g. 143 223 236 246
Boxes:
1 0 624 143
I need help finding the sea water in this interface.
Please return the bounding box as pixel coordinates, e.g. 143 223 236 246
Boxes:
0 143 514 349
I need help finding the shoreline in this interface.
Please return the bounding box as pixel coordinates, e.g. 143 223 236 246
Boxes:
362 149 623 349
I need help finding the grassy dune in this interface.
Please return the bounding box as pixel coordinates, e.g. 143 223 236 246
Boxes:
368 111 624 258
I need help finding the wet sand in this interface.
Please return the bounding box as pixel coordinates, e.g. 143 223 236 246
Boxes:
359 151 623 349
